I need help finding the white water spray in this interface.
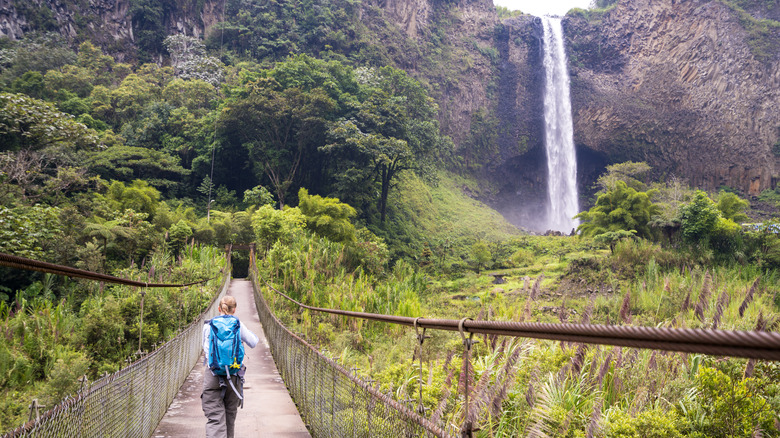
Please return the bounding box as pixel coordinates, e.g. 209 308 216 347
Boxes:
541 16 579 233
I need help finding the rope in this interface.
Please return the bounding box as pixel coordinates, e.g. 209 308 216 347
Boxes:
257 275 780 361
0 252 218 288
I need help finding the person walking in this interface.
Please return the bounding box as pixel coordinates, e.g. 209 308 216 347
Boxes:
202 295 259 438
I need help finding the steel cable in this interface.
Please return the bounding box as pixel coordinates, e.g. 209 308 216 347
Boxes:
0 252 217 287
257 274 780 361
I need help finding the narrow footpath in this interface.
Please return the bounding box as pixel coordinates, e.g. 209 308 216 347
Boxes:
153 279 311 438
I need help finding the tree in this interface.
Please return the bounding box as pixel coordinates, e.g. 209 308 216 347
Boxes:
102 180 161 219
575 181 660 240
75 41 116 84
322 66 446 224
83 217 132 271
0 204 61 260
679 190 721 244
163 35 224 86
243 185 275 207
595 161 652 193
167 219 193 256
323 120 411 223
297 187 356 243
716 191 749 223
86 146 188 195
0 93 99 152
251 205 306 251
470 241 492 273
594 230 638 253
218 79 334 207
679 190 742 254
162 78 217 111
0 33 76 79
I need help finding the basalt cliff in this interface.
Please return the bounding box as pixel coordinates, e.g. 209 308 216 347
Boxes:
565 0 780 197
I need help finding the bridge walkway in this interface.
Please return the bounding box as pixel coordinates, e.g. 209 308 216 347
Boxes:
153 279 310 438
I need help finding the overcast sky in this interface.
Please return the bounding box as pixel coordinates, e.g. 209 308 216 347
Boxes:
493 0 593 17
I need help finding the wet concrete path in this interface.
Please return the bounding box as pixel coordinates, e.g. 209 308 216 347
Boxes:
153 279 311 438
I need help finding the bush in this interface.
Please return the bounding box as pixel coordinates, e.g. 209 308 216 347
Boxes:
689 367 777 437
605 408 683 438
251 205 306 251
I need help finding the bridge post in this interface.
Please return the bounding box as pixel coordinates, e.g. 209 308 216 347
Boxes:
459 318 478 438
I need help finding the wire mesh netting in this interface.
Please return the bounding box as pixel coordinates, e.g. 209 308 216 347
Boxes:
250 272 451 438
1 275 230 438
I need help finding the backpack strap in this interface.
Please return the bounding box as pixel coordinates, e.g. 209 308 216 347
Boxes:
225 365 244 402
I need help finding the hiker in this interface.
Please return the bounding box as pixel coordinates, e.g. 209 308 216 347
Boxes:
202 295 259 438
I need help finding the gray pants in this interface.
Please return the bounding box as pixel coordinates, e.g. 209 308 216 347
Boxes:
202 372 242 438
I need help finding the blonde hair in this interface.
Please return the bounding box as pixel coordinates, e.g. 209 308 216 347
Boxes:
219 296 237 314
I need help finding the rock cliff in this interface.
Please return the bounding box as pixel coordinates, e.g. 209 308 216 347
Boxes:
566 0 780 195
0 0 225 61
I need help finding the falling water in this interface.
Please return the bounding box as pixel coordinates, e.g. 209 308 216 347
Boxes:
541 16 579 233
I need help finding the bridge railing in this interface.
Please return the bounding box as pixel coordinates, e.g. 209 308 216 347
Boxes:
250 269 451 438
252 267 780 437
1 262 230 438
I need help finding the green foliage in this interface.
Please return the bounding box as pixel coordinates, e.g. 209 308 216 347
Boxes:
297 187 357 243
103 180 161 219
325 120 411 222
210 0 362 62
86 146 188 194
716 191 749 223
594 229 638 253
460 108 499 170
495 6 523 19
0 33 76 80
251 205 306 251
162 78 216 111
0 93 99 152
163 35 224 86
689 367 777 436
168 219 193 253
678 190 743 252
129 0 175 61
604 408 683 438
0 204 61 259
575 181 660 240
592 0 619 9
218 68 335 207
595 161 652 193
243 185 275 208
470 241 492 273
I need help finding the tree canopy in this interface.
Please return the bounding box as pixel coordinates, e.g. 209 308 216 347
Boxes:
575 181 660 240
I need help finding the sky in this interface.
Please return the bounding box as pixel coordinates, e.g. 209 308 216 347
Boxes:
493 0 593 17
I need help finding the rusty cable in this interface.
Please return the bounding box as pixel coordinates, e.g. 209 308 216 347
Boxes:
0 252 217 288
258 275 780 361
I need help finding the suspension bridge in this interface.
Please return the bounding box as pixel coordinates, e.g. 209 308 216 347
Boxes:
2 248 780 438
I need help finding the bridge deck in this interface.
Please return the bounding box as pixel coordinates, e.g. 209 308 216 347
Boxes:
153 279 311 437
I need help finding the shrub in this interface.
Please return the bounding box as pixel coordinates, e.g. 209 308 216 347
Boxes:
604 408 684 438
251 205 306 251
689 367 777 436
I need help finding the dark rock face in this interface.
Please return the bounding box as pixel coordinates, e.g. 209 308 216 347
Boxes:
479 16 551 230
566 0 780 196
0 0 226 61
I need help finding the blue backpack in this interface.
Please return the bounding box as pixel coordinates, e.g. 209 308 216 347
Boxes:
208 315 245 377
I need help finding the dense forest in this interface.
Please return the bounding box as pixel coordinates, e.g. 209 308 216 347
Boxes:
1 0 779 435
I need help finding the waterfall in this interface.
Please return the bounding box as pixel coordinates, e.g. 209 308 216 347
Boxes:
541 16 579 233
